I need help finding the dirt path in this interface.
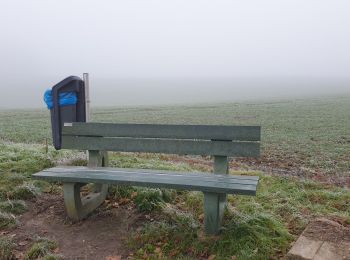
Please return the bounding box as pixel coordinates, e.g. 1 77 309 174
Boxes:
7 194 142 259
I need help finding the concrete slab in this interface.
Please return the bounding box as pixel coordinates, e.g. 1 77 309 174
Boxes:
287 236 323 260
313 242 343 260
287 218 350 260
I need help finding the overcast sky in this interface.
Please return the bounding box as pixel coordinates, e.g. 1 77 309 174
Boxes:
0 0 349 108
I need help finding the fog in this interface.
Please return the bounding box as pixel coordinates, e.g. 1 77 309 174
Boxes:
0 0 349 108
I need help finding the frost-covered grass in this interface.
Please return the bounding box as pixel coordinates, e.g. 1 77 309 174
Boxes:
0 236 15 260
1 95 349 174
0 95 349 258
121 172 349 259
25 237 59 260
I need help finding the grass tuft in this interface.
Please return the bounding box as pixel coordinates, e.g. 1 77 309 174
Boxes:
0 200 27 214
108 185 136 200
0 211 16 229
0 236 15 260
25 238 58 260
134 188 173 212
0 173 26 186
216 212 292 259
9 183 39 200
129 206 200 258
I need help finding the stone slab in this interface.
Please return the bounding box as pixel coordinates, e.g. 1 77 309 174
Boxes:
287 218 350 260
287 236 323 260
313 242 344 260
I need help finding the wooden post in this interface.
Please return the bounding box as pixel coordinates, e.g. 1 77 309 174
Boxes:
45 138 48 154
204 155 228 234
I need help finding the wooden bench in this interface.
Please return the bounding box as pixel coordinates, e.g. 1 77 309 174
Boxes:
33 122 261 234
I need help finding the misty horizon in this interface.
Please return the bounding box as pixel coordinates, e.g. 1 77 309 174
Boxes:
0 77 349 109
1 1 350 108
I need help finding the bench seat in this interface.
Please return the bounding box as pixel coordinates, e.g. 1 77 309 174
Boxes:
33 166 259 196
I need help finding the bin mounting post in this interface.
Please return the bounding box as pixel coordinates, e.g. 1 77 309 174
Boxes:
83 73 90 122
83 73 91 160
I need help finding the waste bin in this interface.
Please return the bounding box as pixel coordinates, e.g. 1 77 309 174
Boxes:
44 76 86 150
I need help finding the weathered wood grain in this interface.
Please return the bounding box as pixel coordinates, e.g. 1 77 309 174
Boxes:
61 136 260 157
62 122 261 141
33 167 259 196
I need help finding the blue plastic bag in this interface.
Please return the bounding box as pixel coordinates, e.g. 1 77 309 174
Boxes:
44 89 78 109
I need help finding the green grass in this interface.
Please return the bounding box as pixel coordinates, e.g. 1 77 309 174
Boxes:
25 237 58 260
0 95 349 259
1 95 349 174
126 173 349 259
0 236 15 260
0 200 27 214
130 208 292 259
133 188 174 212
0 211 16 229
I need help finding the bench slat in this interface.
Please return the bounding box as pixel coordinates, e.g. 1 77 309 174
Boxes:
33 167 259 196
62 123 261 141
62 136 260 157
41 167 259 185
43 166 259 181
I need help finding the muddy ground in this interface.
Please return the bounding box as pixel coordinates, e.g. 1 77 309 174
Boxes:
4 194 145 260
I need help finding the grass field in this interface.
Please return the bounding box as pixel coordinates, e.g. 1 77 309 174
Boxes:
1 95 349 175
0 95 349 259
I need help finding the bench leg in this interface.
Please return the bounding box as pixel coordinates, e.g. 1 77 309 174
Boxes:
203 155 229 234
89 150 109 194
63 150 109 221
63 182 108 221
204 192 226 235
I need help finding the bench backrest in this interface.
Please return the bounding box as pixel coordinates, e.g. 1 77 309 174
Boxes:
62 122 260 157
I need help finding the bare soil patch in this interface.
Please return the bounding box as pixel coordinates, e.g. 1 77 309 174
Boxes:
4 194 144 260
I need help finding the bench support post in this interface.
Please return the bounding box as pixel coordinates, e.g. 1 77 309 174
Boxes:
63 150 109 221
204 155 228 234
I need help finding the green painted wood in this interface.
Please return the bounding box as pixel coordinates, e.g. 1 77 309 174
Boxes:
204 155 229 235
34 171 258 195
204 192 223 235
33 167 259 196
37 171 257 187
215 156 229 213
63 182 108 221
42 166 259 184
214 156 229 174
62 150 109 221
43 166 258 179
61 136 260 157
37 167 259 185
63 182 84 220
62 122 261 141
88 150 109 193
